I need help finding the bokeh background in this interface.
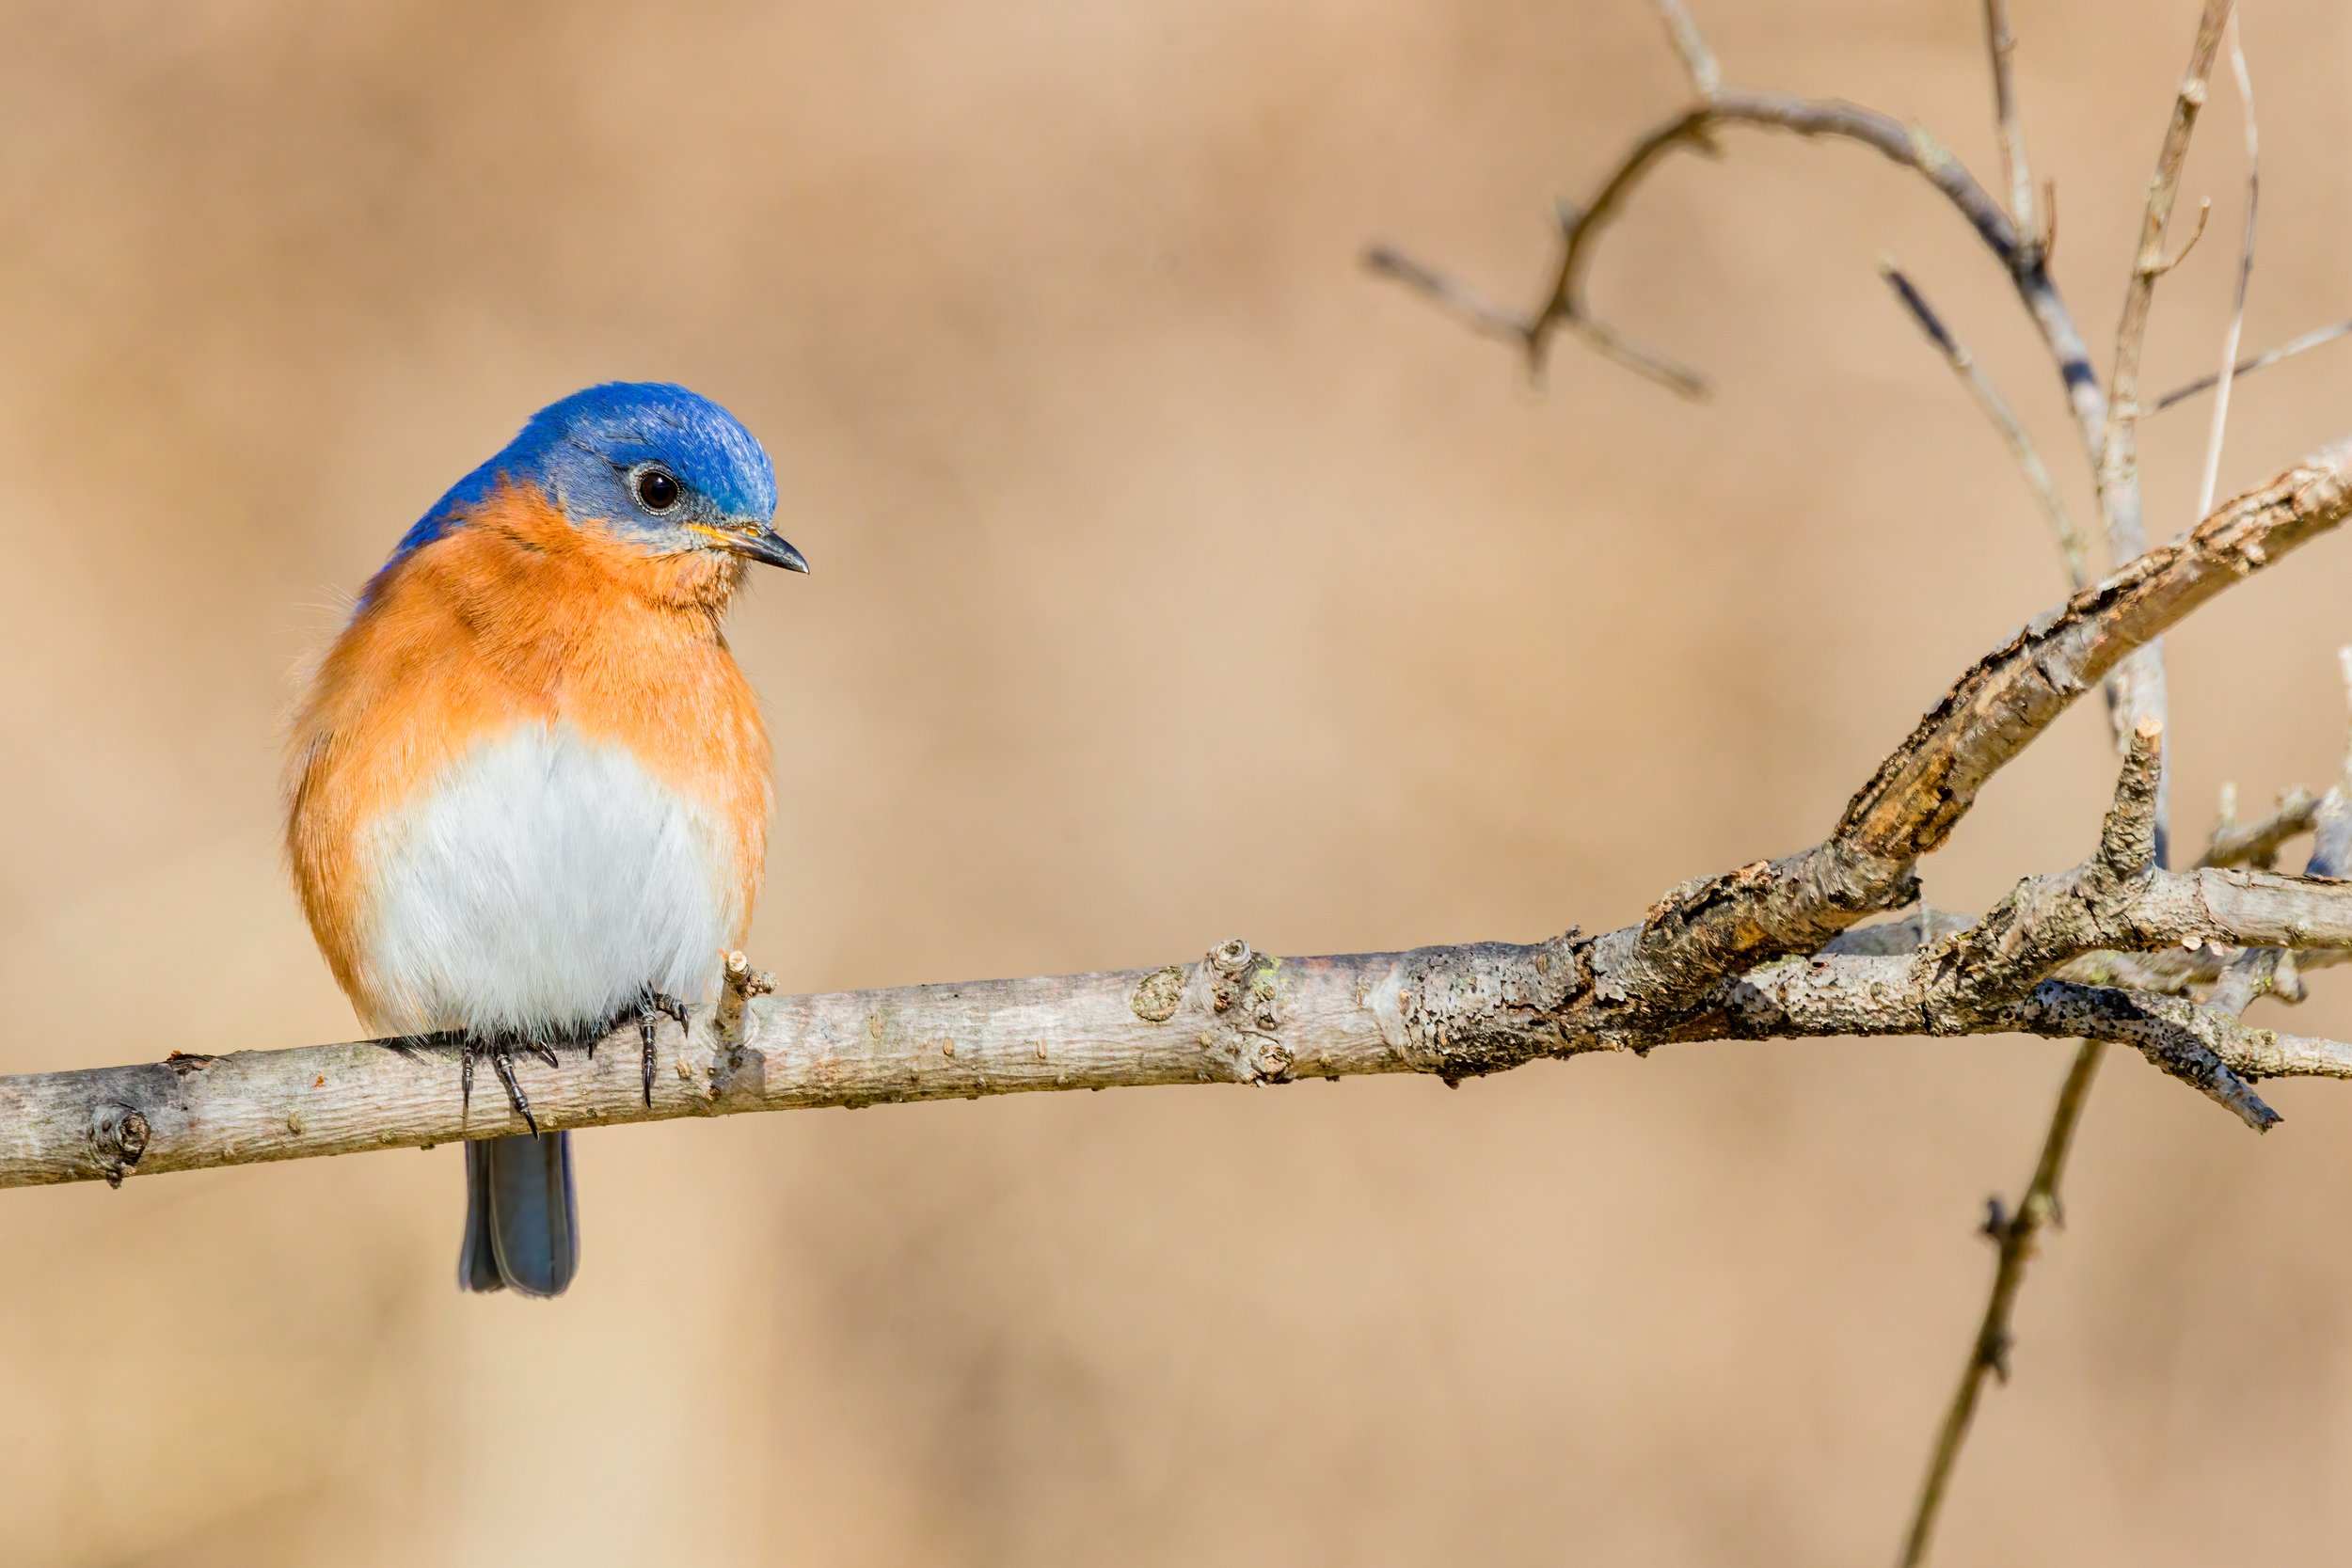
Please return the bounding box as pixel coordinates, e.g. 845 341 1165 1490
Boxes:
4 1 2351 1562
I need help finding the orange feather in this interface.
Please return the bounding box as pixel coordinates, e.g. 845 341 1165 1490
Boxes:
284 482 771 1023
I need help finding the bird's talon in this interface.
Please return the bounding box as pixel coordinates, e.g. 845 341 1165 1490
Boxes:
461 1034 542 1134
636 988 687 1109
487 1042 540 1135
638 1010 658 1107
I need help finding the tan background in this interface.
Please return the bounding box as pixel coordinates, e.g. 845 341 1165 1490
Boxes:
3 1 2350 1562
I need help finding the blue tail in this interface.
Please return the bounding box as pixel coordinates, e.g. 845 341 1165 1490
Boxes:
459 1132 580 1296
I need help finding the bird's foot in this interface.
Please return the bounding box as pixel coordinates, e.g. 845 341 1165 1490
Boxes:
461 1033 544 1135
637 988 690 1107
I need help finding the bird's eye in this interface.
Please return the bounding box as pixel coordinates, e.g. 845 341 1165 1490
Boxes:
633 467 681 513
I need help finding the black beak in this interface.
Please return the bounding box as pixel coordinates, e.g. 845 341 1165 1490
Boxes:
724 523 810 574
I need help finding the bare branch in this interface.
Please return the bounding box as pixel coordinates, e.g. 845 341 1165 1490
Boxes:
2089 0 2231 868
2208 944 2290 1016
1650 0 1721 100
2147 198 2214 277
1557 427 2343 1037
1360 245 1529 347
9 444 2352 1191
23 909 2352 1194
1369 56 2115 487
1366 77 2112 447
1880 260 2088 588
1705 958 2340 1117
2198 9 2260 519
1980 0 2037 241
1826 907 2350 997
2095 0 2232 557
1897 1031 2095 1568
1829 438 2348 865
2198 785 2318 869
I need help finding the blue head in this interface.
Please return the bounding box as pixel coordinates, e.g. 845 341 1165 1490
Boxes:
384 382 807 581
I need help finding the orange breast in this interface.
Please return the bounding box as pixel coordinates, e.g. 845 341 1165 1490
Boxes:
284 482 772 1021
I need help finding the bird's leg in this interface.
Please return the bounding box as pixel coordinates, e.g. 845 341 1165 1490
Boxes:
636 988 691 1108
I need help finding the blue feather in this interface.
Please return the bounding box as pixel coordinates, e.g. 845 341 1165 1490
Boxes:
363 382 778 604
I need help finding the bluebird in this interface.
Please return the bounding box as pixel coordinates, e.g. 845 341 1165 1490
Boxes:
284 383 805 1297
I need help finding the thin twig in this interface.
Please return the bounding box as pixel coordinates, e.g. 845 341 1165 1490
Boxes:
2095 0 2232 559
1981 0 2037 243
1367 16 2115 498
1368 85 2076 404
2198 9 2258 519
2152 315 2352 413
1650 0 1720 100
2196 786 2318 869
1360 245 1529 346
1897 1036 2099 1568
1880 260 2088 589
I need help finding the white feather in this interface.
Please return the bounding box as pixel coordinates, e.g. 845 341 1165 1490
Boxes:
361 721 734 1037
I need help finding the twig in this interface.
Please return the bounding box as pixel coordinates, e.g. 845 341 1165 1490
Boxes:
2198 9 2259 519
1896 1032 2094 1567
1899 634 2352 1565
2152 316 2352 414
1650 0 1720 100
1367 17 2115 477
1359 245 1532 349
2095 0 2232 558
1981 0 2038 243
2196 786 2317 869
713 948 775 1051
1880 260 2088 588
2090 0 2230 872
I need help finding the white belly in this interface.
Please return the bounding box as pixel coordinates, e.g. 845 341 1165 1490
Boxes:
362 721 734 1037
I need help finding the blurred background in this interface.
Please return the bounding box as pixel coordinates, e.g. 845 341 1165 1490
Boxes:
3 0 2350 1562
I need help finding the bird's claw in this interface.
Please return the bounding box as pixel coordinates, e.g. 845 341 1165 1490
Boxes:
457 991 688 1128
637 988 689 1108
462 1034 542 1135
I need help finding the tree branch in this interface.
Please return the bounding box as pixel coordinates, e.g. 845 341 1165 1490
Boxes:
2090 0 2230 819
1365 8 2111 479
8 441 2352 1191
